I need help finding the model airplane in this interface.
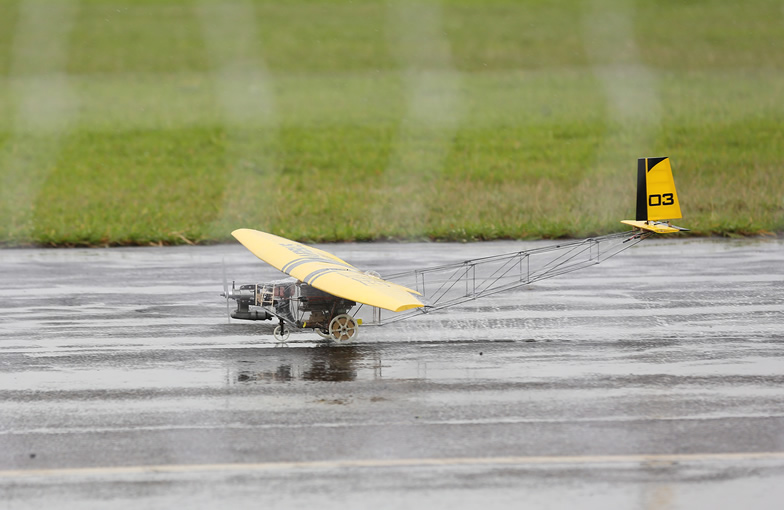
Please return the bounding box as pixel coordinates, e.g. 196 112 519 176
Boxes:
222 157 687 342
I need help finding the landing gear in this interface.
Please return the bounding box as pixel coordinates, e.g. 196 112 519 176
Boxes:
273 322 290 343
328 314 358 342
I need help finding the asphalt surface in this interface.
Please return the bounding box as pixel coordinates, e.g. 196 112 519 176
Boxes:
1 237 783 509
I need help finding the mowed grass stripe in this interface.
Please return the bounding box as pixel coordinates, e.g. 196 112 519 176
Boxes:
0 0 782 245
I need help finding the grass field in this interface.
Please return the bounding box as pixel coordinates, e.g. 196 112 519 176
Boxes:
1 0 782 245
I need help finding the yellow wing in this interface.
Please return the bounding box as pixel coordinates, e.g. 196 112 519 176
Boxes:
232 229 424 313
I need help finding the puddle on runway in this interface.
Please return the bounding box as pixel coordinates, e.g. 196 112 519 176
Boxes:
1 238 783 392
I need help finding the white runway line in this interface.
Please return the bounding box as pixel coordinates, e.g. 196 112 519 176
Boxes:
3 452 784 480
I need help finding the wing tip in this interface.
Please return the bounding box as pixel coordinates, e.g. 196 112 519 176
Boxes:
231 228 249 242
393 303 426 313
231 227 257 237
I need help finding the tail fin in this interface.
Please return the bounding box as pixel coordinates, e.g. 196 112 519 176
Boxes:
636 157 681 221
622 157 688 234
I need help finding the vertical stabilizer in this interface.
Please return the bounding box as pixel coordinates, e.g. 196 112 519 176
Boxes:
635 157 682 222
623 157 688 233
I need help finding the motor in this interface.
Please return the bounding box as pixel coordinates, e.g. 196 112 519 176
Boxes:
220 282 272 321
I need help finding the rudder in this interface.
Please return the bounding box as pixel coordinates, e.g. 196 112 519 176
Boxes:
635 157 682 222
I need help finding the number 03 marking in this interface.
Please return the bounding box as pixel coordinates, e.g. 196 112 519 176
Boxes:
649 193 674 207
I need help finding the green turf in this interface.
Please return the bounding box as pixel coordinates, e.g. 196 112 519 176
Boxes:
1 0 782 246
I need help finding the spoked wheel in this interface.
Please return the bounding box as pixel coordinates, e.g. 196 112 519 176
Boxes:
273 324 290 343
328 314 358 342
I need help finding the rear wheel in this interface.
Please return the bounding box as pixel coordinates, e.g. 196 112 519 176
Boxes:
328 314 358 342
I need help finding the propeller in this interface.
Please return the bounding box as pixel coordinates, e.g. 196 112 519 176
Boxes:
221 258 231 324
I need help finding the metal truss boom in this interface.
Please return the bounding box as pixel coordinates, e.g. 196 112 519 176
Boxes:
370 231 651 325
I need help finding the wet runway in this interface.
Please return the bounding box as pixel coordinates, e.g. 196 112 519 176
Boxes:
1 237 783 509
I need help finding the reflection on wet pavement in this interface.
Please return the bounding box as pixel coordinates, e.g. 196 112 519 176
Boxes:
234 346 362 383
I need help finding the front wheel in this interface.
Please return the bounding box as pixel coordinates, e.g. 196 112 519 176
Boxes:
273 324 290 342
328 314 358 342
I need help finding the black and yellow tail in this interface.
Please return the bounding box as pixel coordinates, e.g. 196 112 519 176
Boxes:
621 157 689 234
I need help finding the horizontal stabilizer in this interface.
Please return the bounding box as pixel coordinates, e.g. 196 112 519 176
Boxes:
621 220 690 234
